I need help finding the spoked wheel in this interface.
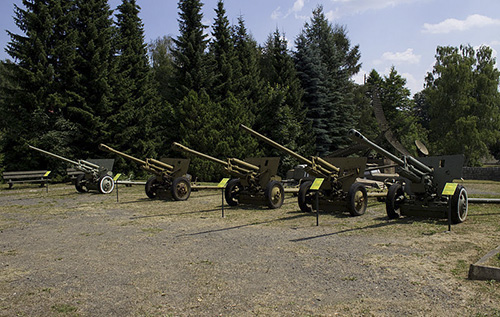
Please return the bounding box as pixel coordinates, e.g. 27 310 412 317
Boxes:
298 181 314 213
265 180 285 209
75 174 88 193
98 175 115 194
171 177 191 201
451 185 468 223
347 182 367 216
386 183 405 219
225 179 242 206
145 176 159 199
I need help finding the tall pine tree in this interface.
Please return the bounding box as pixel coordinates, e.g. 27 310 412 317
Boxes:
108 0 160 174
70 0 115 158
295 5 360 155
3 0 78 171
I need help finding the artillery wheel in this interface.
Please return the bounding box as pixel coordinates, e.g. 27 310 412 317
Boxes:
265 180 285 209
386 183 405 219
347 182 367 216
98 175 115 194
145 176 159 199
75 174 88 193
225 179 242 206
171 177 191 201
451 185 468 223
298 180 314 213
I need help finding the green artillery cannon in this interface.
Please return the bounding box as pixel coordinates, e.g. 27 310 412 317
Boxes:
172 142 284 209
240 124 368 216
348 129 468 223
28 145 115 194
99 144 191 200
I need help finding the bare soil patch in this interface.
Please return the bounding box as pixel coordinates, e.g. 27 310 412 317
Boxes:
1 181 500 316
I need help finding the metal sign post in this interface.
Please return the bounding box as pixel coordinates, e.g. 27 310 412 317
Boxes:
310 178 324 226
442 183 458 232
217 178 230 218
113 173 122 202
44 171 51 193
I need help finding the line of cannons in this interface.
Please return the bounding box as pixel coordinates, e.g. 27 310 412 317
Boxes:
27 125 469 224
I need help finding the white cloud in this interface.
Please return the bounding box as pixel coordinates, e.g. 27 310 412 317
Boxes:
271 6 282 20
292 0 305 12
422 14 500 34
375 48 421 65
328 0 417 19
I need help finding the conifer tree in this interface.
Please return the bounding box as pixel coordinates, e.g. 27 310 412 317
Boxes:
258 29 314 174
2 0 78 170
71 0 115 158
295 5 360 155
172 0 209 102
109 0 160 174
208 0 235 100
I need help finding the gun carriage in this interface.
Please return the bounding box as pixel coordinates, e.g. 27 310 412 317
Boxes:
99 144 191 200
348 129 468 223
240 124 368 216
172 142 284 209
28 145 115 194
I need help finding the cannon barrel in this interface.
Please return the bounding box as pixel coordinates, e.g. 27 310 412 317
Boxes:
172 142 229 167
240 124 312 165
99 144 147 166
28 145 100 170
348 129 433 177
99 144 174 174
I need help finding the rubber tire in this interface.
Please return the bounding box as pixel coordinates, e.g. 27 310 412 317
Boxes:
451 185 468 224
265 180 285 209
171 177 191 201
386 183 404 219
75 174 88 193
98 175 115 194
298 180 313 213
347 182 367 216
145 176 158 199
225 179 242 206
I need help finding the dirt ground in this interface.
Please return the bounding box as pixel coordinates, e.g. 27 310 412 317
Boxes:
1 181 500 316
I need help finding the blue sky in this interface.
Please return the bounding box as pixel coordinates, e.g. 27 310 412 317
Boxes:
2 0 500 95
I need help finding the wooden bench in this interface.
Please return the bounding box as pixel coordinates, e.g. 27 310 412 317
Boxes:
3 170 51 189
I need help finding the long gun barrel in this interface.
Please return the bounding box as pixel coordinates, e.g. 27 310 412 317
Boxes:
172 142 259 175
172 142 228 166
240 124 339 177
28 145 100 170
348 129 433 182
240 124 312 165
99 144 174 172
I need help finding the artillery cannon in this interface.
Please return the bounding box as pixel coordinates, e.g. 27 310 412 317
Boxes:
171 142 284 209
348 129 468 223
99 144 191 200
240 124 368 216
28 145 115 194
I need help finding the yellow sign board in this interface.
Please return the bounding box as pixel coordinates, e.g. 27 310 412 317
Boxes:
442 183 458 196
217 178 231 188
310 178 324 191
43 171 51 177
113 173 122 181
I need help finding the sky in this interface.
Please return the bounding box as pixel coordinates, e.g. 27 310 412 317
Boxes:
1 0 500 95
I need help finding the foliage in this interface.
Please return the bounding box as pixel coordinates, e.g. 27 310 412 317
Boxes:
294 5 360 155
423 45 500 165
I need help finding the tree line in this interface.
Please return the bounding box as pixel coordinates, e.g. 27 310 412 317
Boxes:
1 0 499 181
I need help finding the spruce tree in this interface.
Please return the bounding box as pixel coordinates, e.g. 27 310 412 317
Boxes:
109 0 160 174
295 5 360 155
258 29 314 174
172 0 209 102
71 0 115 158
3 0 78 171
